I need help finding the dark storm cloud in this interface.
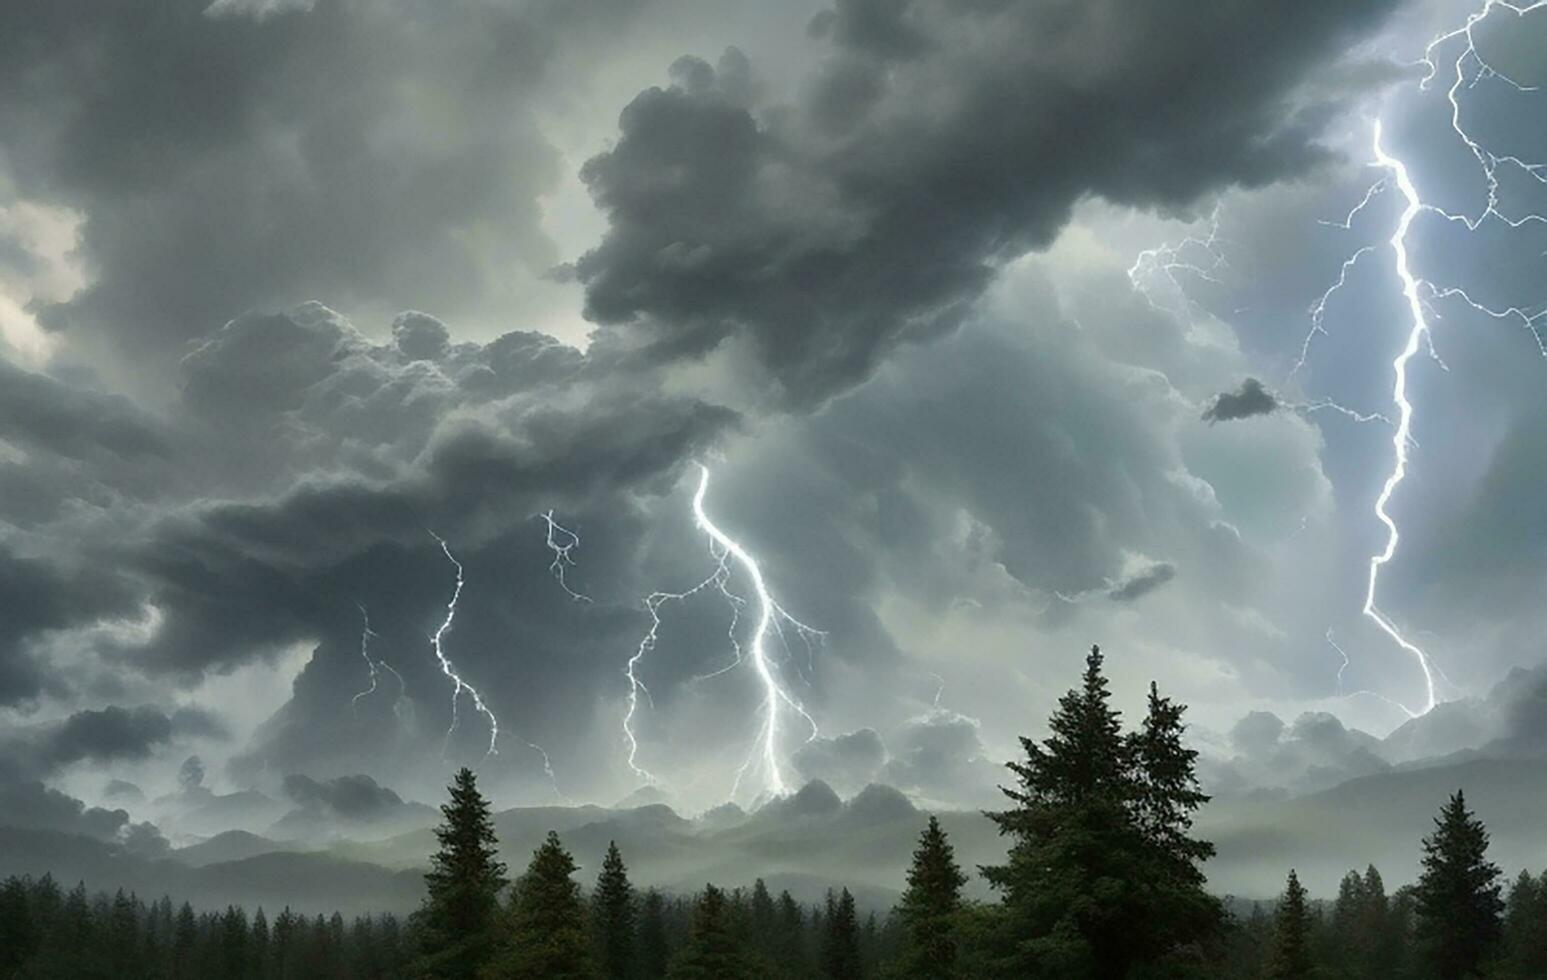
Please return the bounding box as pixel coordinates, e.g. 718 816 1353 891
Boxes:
0 0 645 376
577 0 1401 404
45 706 219 767
281 773 414 820
878 710 1001 807
0 547 142 706
1106 561 1178 603
792 728 885 793
1202 377 1282 424
0 358 169 461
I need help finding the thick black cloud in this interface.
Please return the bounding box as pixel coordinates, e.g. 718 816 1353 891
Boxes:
1202 377 1281 424
577 0 1400 404
0 705 228 779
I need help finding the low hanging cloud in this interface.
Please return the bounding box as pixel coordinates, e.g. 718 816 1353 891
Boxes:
1202 377 1282 424
1106 561 1179 602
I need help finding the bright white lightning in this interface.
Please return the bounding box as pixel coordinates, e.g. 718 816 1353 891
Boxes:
1325 628 1419 719
622 464 822 800
427 532 500 761
688 464 822 800
540 511 593 603
1357 120 1442 716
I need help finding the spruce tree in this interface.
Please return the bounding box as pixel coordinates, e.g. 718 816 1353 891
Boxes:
666 884 749 979
1265 869 1313 979
822 888 862 980
637 888 670 980
494 830 594 978
0 877 38 974
415 767 507 977
592 840 636 979
1501 870 1546 978
1415 791 1503 979
897 815 967 977
772 889 806 977
982 645 1220 975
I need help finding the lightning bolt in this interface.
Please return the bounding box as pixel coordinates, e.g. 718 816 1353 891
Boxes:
539 511 593 603
622 464 823 800
427 531 500 761
1294 0 1547 716
349 604 411 721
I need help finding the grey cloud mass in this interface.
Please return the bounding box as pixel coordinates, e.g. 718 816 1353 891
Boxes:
576 0 1400 404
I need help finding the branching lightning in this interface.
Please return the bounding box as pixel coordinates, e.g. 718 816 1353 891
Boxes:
427 531 500 761
540 511 593 603
1293 0 1547 717
622 464 823 801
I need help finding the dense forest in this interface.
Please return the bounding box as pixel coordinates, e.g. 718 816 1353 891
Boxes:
3 646 1545 978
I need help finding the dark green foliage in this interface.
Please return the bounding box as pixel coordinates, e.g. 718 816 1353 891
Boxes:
981 645 1222 977
415 766 508 977
593 840 637 979
0 874 408 979
895 815 967 977
491 829 595 978
638 888 671 980
1265 869 1313 979
1498 870 1547 979
822 888 862 980
667 884 753 979
1415 790 1503 979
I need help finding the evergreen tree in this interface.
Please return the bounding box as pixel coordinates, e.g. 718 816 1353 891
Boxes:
1501 870 1546 978
493 830 595 978
637 888 670 980
173 901 198 978
982 645 1220 976
415 766 508 978
771 889 807 978
1415 790 1503 979
666 884 751 979
896 815 967 977
822 888 862 980
1265 869 1313 980
592 840 637 979
0 876 39 973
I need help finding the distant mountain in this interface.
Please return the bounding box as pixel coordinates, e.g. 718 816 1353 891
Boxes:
174 830 301 868
1198 755 1547 899
0 826 422 917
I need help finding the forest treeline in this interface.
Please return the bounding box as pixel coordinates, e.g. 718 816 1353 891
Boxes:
2 645 1545 978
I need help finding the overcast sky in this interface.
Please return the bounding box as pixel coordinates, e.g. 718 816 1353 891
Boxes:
3 0 1547 817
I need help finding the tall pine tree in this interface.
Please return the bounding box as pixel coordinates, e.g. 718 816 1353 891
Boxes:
822 888 862 980
415 767 507 978
1266 869 1313 979
666 884 750 979
493 830 595 978
592 840 636 979
982 644 1220 976
1415 790 1503 979
637 888 670 980
896 815 967 977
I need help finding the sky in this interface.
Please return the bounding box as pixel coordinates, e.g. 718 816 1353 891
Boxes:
3 0 1547 827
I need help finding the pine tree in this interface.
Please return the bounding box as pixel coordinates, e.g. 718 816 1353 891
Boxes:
415 766 508 977
982 645 1220 976
592 840 637 979
0 876 38 974
1501 870 1546 978
637 888 670 980
822 888 862 980
896 815 967 977
493 830 595 978
666 884 750 979
1415 790 1503 979
771 889 806 978
1265 869 1313 979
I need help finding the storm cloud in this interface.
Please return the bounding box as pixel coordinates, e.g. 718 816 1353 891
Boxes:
576 0 1401 404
